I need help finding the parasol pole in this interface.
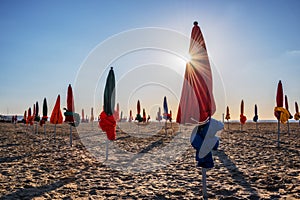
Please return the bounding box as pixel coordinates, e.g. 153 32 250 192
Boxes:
44 124 46 136
277 120 280 148
54 124 56 143
287 120 290 135
36 122 38 134
105 139 109 160
70 124 72 147
227 120 229 130
202 168 208 199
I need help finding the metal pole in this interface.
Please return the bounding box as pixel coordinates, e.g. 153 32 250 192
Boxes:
202 168 208 199
105 139 109 160
54 124 56 143
70 125 72 147
277 120 280 148
287 120 290 135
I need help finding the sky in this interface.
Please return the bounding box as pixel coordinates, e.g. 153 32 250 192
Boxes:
0 0 300 121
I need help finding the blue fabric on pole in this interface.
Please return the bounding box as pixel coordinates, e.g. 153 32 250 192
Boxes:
190 118 222 168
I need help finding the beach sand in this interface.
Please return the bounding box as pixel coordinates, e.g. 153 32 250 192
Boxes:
0 121 299 199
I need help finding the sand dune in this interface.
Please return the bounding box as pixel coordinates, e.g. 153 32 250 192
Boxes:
0 121 299 199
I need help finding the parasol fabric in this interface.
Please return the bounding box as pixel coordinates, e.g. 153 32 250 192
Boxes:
26 107 34 125
156 107 162 121
142 108 146 122
294 102 300 120
240 100 247 124
90 107 94 122
99 67 116 140
225 106 230 120
176 21 216 124
163 96 171 121
135 100 143 122
34 101 40 122
50 95 63 124
190 118 223 168
129 110 133 122
253 104 258 122
64 84 80 127
113 103 120 122
285 95 293 119
99 111 116 140
40 98 48 126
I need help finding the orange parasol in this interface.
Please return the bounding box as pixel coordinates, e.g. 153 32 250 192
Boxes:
50 95 63 124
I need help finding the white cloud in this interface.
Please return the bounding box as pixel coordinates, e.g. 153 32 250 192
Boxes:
286 50 300 56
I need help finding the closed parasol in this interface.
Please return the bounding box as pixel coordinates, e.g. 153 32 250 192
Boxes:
274 80 289 147
253 104 258 131
284 95 293 119
176 21 215 124
253 104 258 122
225 106 230 129
294 102 300 121
285 95 293 135
178 22 220 199
27 107 33 126
135 100 143 122
64 84 80 146
128 110 133 122
50 95 63 141
240 100 247 131
99 67 117 141
50 95 63 124
156 107 162 122
64 84 80 127
81 109 85 123
142 108 146 123
90 107 94 122
34 101 40 122
40 98 48 126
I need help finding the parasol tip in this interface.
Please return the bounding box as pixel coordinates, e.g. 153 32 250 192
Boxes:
193 21 198 26
110 66 113 70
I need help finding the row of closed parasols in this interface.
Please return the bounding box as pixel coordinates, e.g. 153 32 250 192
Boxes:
225 80 300 125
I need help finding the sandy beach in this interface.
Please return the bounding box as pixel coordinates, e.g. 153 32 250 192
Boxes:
0 121 299 199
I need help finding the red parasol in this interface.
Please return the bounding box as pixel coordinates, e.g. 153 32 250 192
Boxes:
129 110 133 122
90 107 94 122
177 21 215 124
65 84 75 123
64 84 80 127
274 80 283 120
135 100 143 122
274 80 289 123
225 106 230 120
284 95 293 119
27 107 33 125
99 67 116 141
50 95 63 124
240 100 247 125
142 108 146 123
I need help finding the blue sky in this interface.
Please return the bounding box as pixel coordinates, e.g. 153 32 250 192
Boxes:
0 0 300 120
